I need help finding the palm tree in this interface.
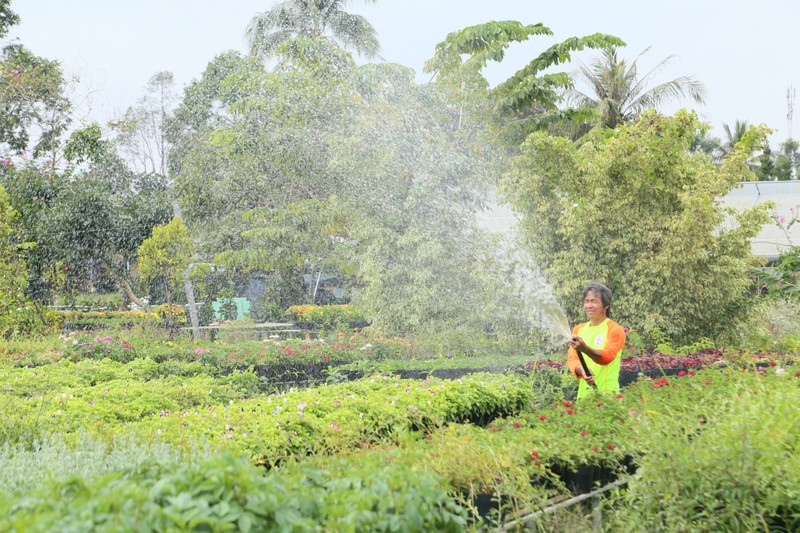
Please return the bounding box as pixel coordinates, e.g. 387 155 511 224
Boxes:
246 0 380 60
721 119 749 153
567 46 707 129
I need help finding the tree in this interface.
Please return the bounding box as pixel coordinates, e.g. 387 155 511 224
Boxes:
174 39 357 249
214 198 349 306
0 0 20 38
424 21 624 143
138 217 193 333
722 120 750 154
777 138 799 180
754 142 777 181
109 71 177 175
0 44 72 161
330 63 498 339
567 47 707 129
0 182 40 337
502 111 772 343
246 0 380 60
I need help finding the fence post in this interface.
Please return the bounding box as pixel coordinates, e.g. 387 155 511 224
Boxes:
592 494 602 531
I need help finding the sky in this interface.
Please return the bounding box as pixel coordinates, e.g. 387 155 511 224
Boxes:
7 0 800 144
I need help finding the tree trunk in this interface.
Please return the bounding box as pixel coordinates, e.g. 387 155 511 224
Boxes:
183 275 200 338
172 201 201 339
105 267 152 314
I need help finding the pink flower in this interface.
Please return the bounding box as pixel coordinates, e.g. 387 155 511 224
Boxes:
580 431 588 436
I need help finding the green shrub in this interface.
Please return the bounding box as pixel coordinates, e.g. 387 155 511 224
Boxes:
609 368 800 532
0 451 469 532
287 304 367 331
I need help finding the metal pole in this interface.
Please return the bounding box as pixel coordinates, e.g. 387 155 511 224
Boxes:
499 477 630 531
592 494 602 532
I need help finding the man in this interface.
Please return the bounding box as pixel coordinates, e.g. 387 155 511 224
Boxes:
567 281 626 399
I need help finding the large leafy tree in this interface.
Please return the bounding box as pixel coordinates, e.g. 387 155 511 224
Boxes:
0 182 40 337
424 21 624 142
330 63 498 339
246 0 380 60
1 131 172 312
0 44 71 161
0 0 19 38
110 71 178 175
502 111 772 343
566 46 707 130
172 39 359 316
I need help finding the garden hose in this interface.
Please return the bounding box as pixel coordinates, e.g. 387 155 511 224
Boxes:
577 349 598 390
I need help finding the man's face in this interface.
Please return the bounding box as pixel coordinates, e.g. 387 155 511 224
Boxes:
583 290 607 320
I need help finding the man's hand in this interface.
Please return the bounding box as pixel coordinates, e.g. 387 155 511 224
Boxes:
570 335 588 352
574 365 595 386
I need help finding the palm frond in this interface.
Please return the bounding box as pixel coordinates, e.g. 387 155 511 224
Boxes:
326 11 381 58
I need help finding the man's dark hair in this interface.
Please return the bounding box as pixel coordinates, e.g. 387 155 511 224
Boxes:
582 281 612 317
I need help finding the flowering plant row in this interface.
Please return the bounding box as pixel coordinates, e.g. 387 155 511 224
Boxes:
1 330 411 370
525 348 790 373
1 357 532 466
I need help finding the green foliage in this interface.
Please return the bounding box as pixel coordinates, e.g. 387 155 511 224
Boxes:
0 43 71 156
0 183 41 338
138 217 193 330
425 20 624 141
609 369 800 532
0 0 20 38
246 0 381 60
0 432 191 496
503 111 773 344
286 303 366 331
138 217 192 289
63 123 110 164
0 451 468 532
566 46 707 130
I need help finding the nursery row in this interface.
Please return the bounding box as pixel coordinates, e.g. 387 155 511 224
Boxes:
1 357 798 531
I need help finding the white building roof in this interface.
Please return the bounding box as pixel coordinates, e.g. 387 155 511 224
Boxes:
479 181 800 262
719 181 800 260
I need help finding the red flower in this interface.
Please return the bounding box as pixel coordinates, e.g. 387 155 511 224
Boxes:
513 421 522 428
566 409 574 415
530 450 540 459
616 393 624 399
596 402 603 407
580 431 588 436
538 414 547 421
677 371 686 377
562 401 573 407
607 444 616 450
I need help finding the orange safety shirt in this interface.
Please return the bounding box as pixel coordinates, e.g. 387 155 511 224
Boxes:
567 318 626 399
